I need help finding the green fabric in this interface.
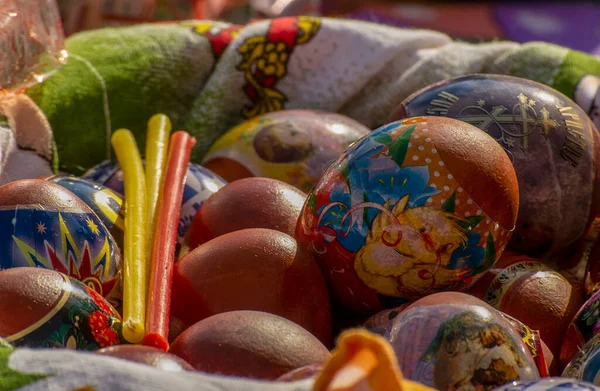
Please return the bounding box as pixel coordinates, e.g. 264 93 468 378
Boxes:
0 339 47 391
553 49 600 99
484 42 569 87
27 24 215 174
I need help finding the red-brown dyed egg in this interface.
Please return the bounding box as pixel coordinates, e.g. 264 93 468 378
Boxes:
171 228 332 346
469 252 585 356
0 267 123 350
296 116 519 314
169 311 331 380
96 345 193 372
180 177 306 257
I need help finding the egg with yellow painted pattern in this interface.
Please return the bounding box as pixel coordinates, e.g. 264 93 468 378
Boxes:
202 110 370 193
295 117 519 314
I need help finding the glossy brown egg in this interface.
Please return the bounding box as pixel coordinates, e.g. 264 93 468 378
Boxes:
468 252 585 357
180 177 307 257
171 228 332 346
96 345 194 372
169 311 331 380
0 178 84 208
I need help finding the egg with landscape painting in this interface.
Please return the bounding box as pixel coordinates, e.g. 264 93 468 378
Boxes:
370 292 539 389
295 116 519 314
389 74 598 258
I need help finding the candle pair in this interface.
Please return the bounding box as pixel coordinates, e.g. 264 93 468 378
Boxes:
111 115 195 349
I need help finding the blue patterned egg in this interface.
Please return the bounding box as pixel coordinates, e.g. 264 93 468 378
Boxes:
46 175 124 248
83 161 227 252
564 333 600 384
0 179 121 306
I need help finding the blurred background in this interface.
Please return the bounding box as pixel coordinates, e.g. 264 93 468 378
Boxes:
57 0 600 55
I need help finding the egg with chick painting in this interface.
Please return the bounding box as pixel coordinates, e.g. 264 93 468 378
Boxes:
296 116 519 314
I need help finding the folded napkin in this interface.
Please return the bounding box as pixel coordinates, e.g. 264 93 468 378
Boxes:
19 16 600 178
0 329 436 391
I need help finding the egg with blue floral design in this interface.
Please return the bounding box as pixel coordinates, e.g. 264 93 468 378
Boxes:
295 117 519 314
83 161 227 253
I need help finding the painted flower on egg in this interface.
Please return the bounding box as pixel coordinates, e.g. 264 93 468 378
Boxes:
298 118 511 311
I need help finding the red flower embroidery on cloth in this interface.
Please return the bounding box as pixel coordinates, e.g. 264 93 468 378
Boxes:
88 311 119 347
236 16 321 118
181 21 242 59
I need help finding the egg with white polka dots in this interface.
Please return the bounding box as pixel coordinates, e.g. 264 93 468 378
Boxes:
295 117 519 314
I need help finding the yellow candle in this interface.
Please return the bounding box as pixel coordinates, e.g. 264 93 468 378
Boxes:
145 114 172 260
111 129 147 343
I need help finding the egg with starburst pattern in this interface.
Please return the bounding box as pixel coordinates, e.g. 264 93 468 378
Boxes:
0 180 122 306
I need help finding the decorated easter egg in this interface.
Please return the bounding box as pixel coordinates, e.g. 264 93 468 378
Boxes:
371 292 539 389
365 293 553 377
468 252 584 356
180 177 306 257
170 311 331 380
563 333 600 384
96 345 193 371
0 267 123 349
562 288 600 367
202 109 370 193
171 228 332 345
585 239 600 295
389 74 597 258
83 160 227 252
45 175 124 247
296 116 519 314
0 179 122 304
493 378 600 391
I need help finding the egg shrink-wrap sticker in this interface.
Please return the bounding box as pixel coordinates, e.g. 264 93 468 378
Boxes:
0 0 67 91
